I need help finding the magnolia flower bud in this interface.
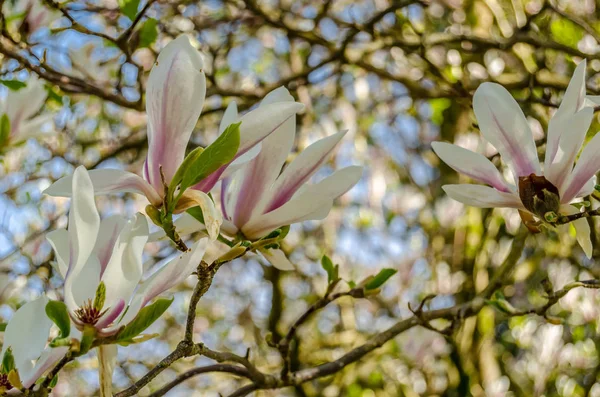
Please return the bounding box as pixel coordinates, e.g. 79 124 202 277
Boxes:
518 174 560 220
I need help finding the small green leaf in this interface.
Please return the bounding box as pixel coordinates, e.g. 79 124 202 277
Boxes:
321 255 338 284
364 268 397 290
180 122 241 191
0 114 10 147
187 206 205 223
118 0 140 21
94 282 106 311
49 374 58 388
45 300 70 339
138 19 158 48
116 298 173 343
170 147 205 192
0 323 6 332
0 79 26 91
1 347 15 374
7 369 22 389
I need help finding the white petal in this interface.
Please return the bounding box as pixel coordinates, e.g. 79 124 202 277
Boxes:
46 229 69 278
146 35 207 190
114 239 209 330
562 132 600 202
545 108 593 194
175 190 222 240
473 82 540 178
231 94 296 226
100 214 149 308
560 204 593 259
66 167 100 278
5 76 47 125
10 113 55 144
44 169 161 206
261 248 295 271
260 131 346 215
64 255 101 314
21 346 69 389
192 101 305 192
431 141 511 192
218 101 239 134
242 166 362 239
442 184 524 208
1 297 52 378
98 345 118 395
545 61 587 170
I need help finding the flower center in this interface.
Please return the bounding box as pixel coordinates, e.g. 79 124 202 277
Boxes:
518 174 560 219
0 374 13 390
74 299 109 326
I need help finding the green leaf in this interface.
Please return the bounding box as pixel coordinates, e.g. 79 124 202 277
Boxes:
0 79 26 91
180 122 241 191
321 255 338 284
170 147 205 193
49 374 58 388
45 300 70 339
187 206 205 223
94 282 106 311
364 268 397 290
1 347 15 374
0 323 6 332
118 0 140 21
116 298 173 343
0 114 10 147
138 18 158 48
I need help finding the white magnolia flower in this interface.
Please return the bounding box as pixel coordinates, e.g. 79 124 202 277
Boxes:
0 297 68 391
44 35 304 239
433 60 600 257
0 76 54 146
172 87 363 270
46 166 209 336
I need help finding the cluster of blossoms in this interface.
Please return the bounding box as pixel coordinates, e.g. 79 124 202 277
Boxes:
2 14 600 396
0 35 362 393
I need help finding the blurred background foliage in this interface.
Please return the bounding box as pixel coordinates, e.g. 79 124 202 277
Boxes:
2 0 600 396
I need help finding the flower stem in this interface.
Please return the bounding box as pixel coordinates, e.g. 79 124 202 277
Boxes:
98 345 114 397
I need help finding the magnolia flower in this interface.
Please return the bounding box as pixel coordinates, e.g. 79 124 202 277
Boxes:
0 297 68 392
173 87 363 270
44 35 304 239
46 167 209 336
433 60 600 257
0 76 54 147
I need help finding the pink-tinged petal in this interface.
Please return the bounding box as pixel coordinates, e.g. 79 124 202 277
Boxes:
93 216 128 276
261 130 346 214
1 297 52 379
111 239 209 331
545 108 593 194
11 113 55 144
431 141 511 192
174 190 222 240
66 167 100 278
101 214 149 308
5 76 47 127
95 299 126 330
261 248 295 271
562 133 600 202
46 229 69 278
193 101 305 192
232 89 296 226
545 61 587 171
44 169 161 206
473 82 540 178
242 166 362 239
145 35 206 191
577 175 597 197
21 346 69 389
442 184 524 209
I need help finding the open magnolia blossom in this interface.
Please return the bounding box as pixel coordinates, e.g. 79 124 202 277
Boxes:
0 76 54 147
46 167 209 337
433 60 600 258
44 35 304 240
0 297 68 392
172 87 362 270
